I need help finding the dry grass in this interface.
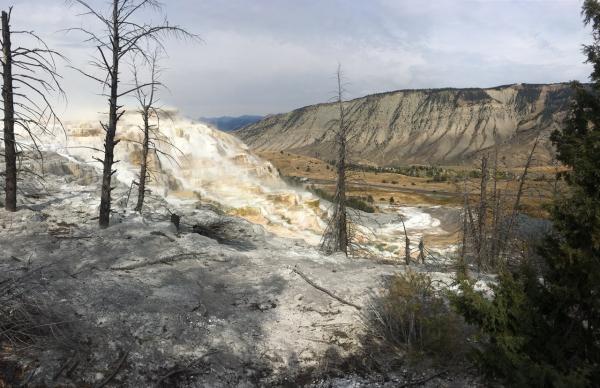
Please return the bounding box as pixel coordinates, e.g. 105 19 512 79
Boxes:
0 266 73 353
261 150 560 216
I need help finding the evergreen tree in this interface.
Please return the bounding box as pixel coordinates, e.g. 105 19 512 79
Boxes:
451 1 600 386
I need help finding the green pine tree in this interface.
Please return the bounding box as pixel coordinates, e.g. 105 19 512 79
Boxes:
451 1 600 386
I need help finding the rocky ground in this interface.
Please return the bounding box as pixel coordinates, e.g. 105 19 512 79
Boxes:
0 153 483 387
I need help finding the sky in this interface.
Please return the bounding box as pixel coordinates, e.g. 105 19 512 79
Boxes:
6 0 594 119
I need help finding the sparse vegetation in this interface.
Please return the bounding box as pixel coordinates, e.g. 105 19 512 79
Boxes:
0 266 73 353
451 3 600 386
309 185 375 213
1 1 597 387
363 271 469 363
347 162 518 183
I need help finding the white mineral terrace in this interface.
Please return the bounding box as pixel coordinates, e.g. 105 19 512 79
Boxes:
37 112 457 256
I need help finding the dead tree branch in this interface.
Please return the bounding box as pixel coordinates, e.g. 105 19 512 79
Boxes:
320 64 350 255
68 0 198 227
292 266 362 310
1 6 65 211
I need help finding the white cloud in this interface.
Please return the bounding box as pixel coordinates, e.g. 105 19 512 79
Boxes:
3 0 593 118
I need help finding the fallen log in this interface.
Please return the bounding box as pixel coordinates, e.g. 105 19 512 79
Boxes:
292 267 362 311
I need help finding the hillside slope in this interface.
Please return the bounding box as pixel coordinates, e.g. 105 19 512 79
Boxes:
236 83 573 167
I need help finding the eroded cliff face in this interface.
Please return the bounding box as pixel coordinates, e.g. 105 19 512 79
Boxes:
236 83 573 167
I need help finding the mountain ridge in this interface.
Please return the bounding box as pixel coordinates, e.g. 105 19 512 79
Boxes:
235 82 575 167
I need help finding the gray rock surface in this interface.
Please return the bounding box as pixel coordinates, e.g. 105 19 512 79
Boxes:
0 153 482 386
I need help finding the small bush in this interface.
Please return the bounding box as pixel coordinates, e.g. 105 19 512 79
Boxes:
363 271 469 363
192 217 235 242
310 188 375 213
347 197 375 213
1 268 74 352
310 187 334 202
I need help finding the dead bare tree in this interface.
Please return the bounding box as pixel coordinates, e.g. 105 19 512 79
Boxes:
489 135 502 264
499 135 540 257
68 0 197 228
476 154 489 263
459 135 541 272
131 50 160 212
320 64 349 255
1 7 64 211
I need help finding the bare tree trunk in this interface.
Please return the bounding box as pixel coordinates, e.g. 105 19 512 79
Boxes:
133 51 160 213
404 236 411 265
1 8 64 212
334 82 348 253
489 142 500 264
99 1 120 228
477 154 489 265
460 184 469 274
71 0 196 227
135 108 150 212
2 10 16 212
400 216 410 265
321 65 349 255
501 136 539 254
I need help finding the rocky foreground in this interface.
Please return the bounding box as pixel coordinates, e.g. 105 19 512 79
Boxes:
0 153 482 387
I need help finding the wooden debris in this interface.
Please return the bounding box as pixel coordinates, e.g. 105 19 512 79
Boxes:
292 267 361 311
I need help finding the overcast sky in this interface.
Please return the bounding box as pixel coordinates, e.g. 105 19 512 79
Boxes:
7 0 594 119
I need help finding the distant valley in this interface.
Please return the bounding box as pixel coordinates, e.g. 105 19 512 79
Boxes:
199 114 264 131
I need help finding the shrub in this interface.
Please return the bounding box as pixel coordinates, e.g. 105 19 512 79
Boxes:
347 196 375 213
1 268 73 352
451 3 600 385
363 271 468 363
310 188 375 213
310 187 334 202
